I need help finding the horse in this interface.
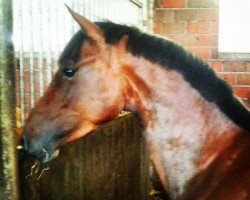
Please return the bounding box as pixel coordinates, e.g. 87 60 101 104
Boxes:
20 7 250 200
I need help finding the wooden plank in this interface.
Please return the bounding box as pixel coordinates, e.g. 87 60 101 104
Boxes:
19 114 152 200
0 0 20 199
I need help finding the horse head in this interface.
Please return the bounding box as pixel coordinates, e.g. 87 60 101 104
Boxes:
21 8 129 163
20 6 250 199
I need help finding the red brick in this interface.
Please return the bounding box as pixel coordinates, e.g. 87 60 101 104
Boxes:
236 74 250 85
223 62 247 72
24 93 31 105
34 71 41 84
16 94 20 107
188 0 218 8
197 9 218 21
15 79 20 91
162 22 186 34
167 35 217 46
233 87 250 98
211 47 218 59
210 22 219 34
34 83 40 94
242 99 250 109
24 83 30 93
153 22 162 34
248 62 250 72
166 35 198 46
208 61 223 71
15 70 20 82
162 0 186 8
187 22 211 34
24 71 30 82
15 84 20 93
217 73 235 85
188 47 212 59
174 9 197 21
14 60 19 70
154 10 173 21
197 35 218 46
23 60 30 71
222 61 235 69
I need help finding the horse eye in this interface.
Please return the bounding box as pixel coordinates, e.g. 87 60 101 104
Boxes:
63 68 76 77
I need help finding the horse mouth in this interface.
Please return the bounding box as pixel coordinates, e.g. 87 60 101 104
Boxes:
18 146 60 164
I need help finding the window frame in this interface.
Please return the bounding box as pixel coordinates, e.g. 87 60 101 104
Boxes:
218 0 250 59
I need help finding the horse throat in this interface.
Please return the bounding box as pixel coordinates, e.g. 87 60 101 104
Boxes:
121 56 241 198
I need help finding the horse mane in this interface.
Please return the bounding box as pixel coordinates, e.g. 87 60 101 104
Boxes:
59 21 250 132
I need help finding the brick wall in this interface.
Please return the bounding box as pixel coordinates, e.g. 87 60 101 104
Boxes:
153 0 250 107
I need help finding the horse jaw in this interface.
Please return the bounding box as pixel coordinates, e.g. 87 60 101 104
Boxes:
61 121 99 145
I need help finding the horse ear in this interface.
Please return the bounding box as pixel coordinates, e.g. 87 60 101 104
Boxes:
65 5 103 42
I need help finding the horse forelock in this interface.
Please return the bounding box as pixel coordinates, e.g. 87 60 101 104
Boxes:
58 30 87 66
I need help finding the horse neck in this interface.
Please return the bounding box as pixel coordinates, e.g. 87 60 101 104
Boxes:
120 54 242 198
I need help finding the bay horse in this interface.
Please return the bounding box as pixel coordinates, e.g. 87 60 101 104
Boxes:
21 7 250 200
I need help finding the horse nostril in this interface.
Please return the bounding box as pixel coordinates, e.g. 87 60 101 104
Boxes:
29 149 49 163
41 148 49 161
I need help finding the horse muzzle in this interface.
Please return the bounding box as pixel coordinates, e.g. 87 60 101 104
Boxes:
18 145 60 164
18 137 60 163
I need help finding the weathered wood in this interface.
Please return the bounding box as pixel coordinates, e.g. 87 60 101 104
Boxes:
19 114 152 200
0 0 20 199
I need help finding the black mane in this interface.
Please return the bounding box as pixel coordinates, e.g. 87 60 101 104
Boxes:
59 21 250 132
59 30 87 65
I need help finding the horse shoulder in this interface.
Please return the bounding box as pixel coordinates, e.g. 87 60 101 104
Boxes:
182 130 250 200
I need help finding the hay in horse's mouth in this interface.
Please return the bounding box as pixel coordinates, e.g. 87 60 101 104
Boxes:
25 160 51 180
